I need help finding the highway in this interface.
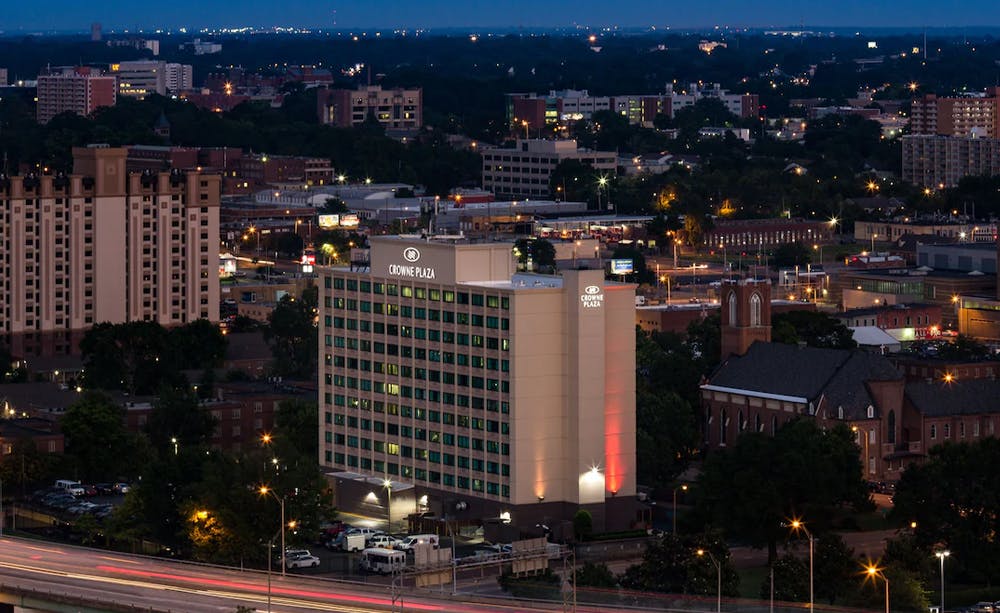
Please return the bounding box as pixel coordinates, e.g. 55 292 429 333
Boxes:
0 536 610 613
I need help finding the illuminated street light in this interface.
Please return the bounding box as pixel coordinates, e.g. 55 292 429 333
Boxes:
789 519 814 611
696 549 721 613
864 563 890 613
259 486 287 577
672 484 688 534
935 550 951 613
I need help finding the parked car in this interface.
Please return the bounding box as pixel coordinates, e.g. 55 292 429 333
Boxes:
396 534 440 551
279 549 311 564
79 484 98 497
346 527 383 539
367 535 401 549
94 483 115 495
285 554 320 569
113 482 131 494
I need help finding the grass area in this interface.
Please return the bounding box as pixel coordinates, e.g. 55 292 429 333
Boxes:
849 511 892 532
738 565 770 599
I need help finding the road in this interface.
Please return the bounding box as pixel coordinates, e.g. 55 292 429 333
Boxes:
0 536 612 613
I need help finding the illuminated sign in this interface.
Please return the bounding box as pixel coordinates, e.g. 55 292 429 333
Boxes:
580 284 604 308
610 259 634 274
403 247 421 262
318 214 339 229
300 253 316 266
388 264 436 279
318 214 359 229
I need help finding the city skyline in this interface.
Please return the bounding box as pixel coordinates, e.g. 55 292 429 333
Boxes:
3 0 1000 32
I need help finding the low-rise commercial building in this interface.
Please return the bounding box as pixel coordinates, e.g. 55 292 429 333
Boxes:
480 139 616 200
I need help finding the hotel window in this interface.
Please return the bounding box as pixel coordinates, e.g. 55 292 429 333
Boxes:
944 424 951 439
929 424 936 440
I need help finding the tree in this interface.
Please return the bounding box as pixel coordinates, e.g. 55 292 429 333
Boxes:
698 419 868 562
60 392 133 482
892 438 1000 585
575 562 618 588
620 532 739 596
318 197 348 215
772 241 812 268
761 554 808 602
573 509 593 541
814 533 857 604
771 311 857 350
512 238 556 272
144 386 217 455
265 286 318 379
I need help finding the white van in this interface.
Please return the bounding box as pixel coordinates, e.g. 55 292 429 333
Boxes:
55 480 85 496
360 548 406 574
396 534 439 551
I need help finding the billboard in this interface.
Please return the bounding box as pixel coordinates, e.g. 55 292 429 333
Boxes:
610 259 634 274
318 214 340 229
318 213 360 229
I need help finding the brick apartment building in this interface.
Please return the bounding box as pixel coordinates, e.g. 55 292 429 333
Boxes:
36 67 117 124
317 85 422 131
910 89 1000 137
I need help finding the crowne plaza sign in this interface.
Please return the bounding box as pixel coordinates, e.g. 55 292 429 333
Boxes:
580 284 604 308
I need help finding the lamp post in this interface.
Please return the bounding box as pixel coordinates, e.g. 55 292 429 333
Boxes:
171 437 178 456
935 550 950 613
696 549 721 613
871 233 877 254
865 564 889 613
259 486 286 577
672 484 688 534
790 519 814 611
383 479 393 533
597 176 609 212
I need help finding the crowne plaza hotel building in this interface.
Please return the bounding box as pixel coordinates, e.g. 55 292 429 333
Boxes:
319 237 637 529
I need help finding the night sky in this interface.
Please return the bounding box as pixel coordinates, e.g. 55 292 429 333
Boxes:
2 0 1000 31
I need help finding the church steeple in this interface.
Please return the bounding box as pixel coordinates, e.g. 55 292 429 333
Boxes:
720 278 772 357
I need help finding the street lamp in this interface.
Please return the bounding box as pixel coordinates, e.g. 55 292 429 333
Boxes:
383 479 393 533
871 233 877 254
171 437 178 456
935 550 950 613
865 563 889 613
790 519 814 611
696 548 721 613
672 484 688 534
597 175 609 212
259 486 286 577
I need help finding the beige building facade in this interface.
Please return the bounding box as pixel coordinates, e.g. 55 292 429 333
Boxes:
0 146 220 356
319 237 637 529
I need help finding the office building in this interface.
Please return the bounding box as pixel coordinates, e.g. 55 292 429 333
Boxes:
317 85 422 131
901 134 1000 188
480 139 616 200
0 146 220 357
319 237 637 529
910 90 1000 137
507 90 673 130
36 67 117 124
110 61 193 99
506 84 758 132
